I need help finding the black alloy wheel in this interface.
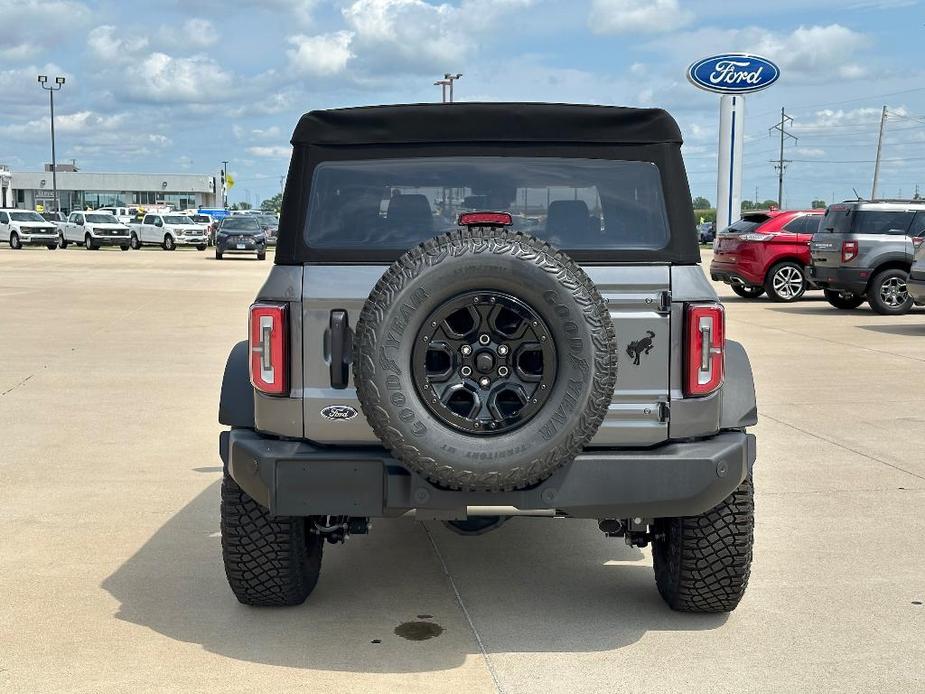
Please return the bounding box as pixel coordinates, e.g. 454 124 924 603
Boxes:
412 291 557 435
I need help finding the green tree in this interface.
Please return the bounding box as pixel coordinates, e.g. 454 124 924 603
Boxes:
692 196 711 210
811 199 827 209
260 193 282 213
231 201 252 211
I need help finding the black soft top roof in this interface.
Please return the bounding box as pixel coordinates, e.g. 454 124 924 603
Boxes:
291 103 683 147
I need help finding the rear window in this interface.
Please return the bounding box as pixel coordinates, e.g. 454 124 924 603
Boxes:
304 157 670 251
719 218 763 235
819 206 915 235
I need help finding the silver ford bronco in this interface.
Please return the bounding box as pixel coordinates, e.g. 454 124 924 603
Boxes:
218 103 758 613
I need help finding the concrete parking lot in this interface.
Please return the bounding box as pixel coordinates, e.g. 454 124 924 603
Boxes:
1 246 923 693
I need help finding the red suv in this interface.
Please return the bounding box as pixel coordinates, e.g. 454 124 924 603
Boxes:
710 209 824 302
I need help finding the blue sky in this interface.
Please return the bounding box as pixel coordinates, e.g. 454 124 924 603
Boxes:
2 0 925 208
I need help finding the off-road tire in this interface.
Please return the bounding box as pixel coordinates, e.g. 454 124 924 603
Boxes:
867 268 913 315
824 289 864 310
220 469 323 607
652 475 754 613
731 285 764 299
130 233 141 250
764 261 806 302
354 228 617 492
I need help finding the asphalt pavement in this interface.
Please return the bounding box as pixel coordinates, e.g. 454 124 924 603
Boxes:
1 246 923 693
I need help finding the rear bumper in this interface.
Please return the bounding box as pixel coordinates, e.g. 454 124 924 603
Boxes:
806 265 870 295
220 429 756 520
709 259 764 287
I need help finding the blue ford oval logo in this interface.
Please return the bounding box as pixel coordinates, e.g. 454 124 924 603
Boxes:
687 53 780 94
321 405 358 421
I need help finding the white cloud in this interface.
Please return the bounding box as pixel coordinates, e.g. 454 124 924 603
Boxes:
123 53 235 103
336 0 532 75
589 0 693 35
287 31 355 76
794 147 826 158
181 18 219 47
87 25 148 62
0 0 92 59
246 146 292 158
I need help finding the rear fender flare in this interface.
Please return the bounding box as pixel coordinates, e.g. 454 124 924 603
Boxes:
219 340 255 428
721 340 757 429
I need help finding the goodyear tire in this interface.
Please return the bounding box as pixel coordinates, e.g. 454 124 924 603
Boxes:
354 228 617 492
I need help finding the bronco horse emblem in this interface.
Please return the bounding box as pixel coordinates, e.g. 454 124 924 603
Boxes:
626 331 655 366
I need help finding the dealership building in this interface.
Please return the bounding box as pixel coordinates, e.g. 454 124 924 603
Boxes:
0 167 219 213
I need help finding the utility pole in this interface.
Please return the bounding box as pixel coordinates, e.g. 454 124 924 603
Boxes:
221 161 229 208
37 75 66 212
871 105 887 200
769 107 796 208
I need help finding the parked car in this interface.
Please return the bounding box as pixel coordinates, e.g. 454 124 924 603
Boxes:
217 103 758 614
96 206 141 225
128 213 208 251
807 199 925 314
710 209 823 302
214 216 267 260
698 221 715 244
0 209 60 249
61 211 132 250
254 214 279 245
41 210 68 231
187 213 218 245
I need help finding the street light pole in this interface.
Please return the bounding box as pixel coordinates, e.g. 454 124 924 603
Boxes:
445 73 462 103
433 73 462 103
37 75 65 212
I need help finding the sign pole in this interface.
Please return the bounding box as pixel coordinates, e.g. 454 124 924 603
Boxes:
715 94 745 232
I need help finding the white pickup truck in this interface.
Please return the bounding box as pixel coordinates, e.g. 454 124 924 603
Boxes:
61 211 132 250
0 209 60 249
128 213 208 251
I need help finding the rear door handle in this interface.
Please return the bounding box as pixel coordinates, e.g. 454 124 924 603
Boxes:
329 310 351 389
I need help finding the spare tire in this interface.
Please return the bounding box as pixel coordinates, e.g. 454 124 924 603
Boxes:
354 228 617 492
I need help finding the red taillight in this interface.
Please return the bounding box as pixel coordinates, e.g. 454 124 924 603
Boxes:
913 237 924 249
249 302 288 395
841 240 859 263
458 211 513 227
684 303 725 397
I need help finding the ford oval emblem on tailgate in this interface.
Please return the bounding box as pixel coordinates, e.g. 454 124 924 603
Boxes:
321 405 358 421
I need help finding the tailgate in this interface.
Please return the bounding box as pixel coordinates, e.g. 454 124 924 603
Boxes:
302 264 670 448
810 232 846 266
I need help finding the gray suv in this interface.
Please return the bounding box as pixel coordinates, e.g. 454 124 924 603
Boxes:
217 103 758 613
808 200 925 314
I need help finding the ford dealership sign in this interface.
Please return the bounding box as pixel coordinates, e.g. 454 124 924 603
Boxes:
687 54 780 94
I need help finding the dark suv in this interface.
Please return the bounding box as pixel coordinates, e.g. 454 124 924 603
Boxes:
218 103 758 613
808 200 925 314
